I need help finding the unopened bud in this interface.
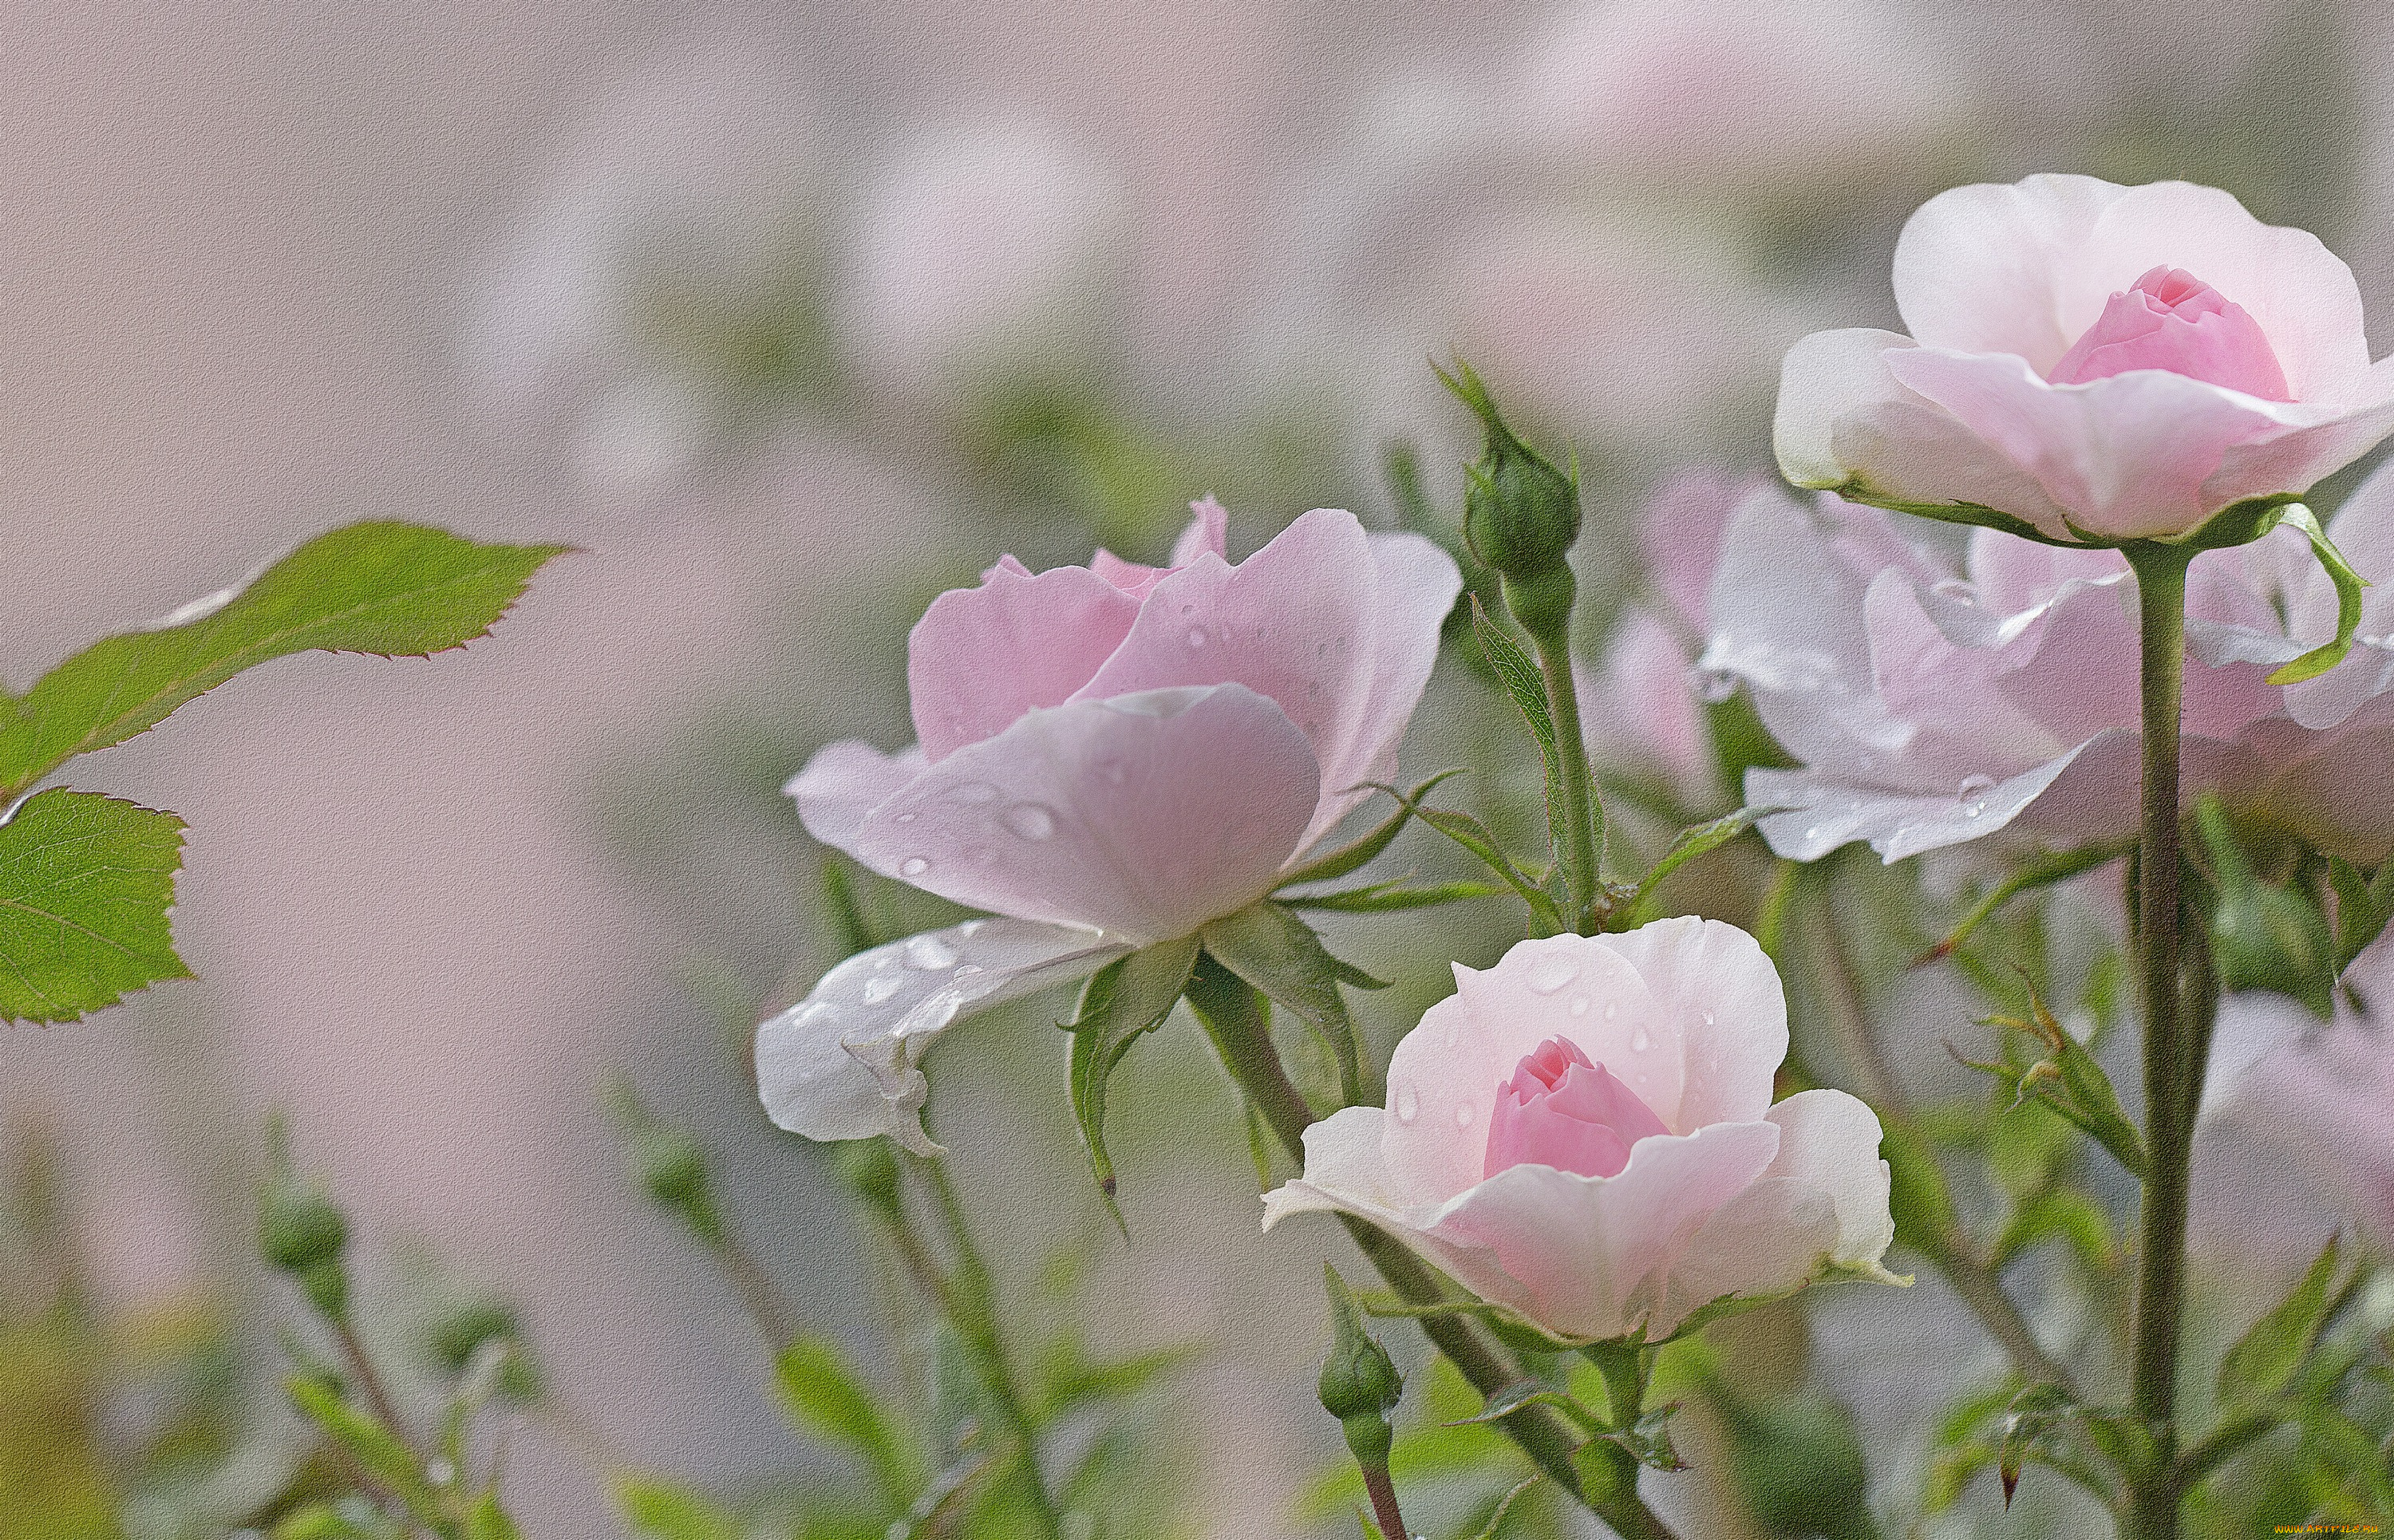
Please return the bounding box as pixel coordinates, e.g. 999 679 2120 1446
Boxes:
1318 1266 1403 1469
260 1187 350 1278
606 1076 727 1245
1442 362 1581 584
2197 799 2337 1017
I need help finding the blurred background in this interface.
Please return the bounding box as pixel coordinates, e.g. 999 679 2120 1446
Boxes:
7 1 2393 1534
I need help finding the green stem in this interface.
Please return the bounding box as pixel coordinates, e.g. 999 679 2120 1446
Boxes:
1509 569 1605 933
1188 960 1680 1538
2124 546 2194 1540
912 1155 1068 1540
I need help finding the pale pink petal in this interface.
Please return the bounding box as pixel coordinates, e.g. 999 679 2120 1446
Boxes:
1597 917 1786 1130
788 739 927 855
1640 469 1760 629
2078 181 2370 403
1427 1120 1782 1341
1962 527 2127 619
908 563 1140 760
1583 609 1711 792
1884 347 2281 540
1382 938 1680 1210
1171 496 1231 567
1891 173 2125 370
2206 362 2394 512
1075 509 1459 854
851 684 1319 943
757 918 1133 1153
1775 328 2076 538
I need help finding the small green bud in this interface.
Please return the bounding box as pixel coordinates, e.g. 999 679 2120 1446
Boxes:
836 1135 906 1226
428 1297 543 1402
1318 1266 1403 1470
1441 361 1581 582
631 1122 723 1244
261 1186 350 1277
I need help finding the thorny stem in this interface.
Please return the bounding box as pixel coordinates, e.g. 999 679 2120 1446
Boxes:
2125 546 2194 1540
1186 959 1681 1539
1809 880 2084 1397
912 1155 1069 1540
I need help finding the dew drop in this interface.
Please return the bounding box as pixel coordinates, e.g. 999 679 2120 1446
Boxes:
1631 1026 1652 1052
1696 666 1738 705
863 975 903 1004
1603 1001 1619 1022
947 780 1000 805
1185 627 1208 650
894 811 918 824
958 918 986 938
1455 1104 1474 1127
903 935 958 970
1957 773 1995 818
1802 826 1821 842
1004 803 1057 840
953 964 983 978
1569 996 1590 1017
1181 602 1198 616
1395 1085 1420 1123
899 857 930 878
1702 1010 1716 1028
1524 955 1578 995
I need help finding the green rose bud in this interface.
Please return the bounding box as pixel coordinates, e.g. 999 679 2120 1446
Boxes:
1441 361 1582 586
260 1186 350 1278
1318 1266 1404 1470
2196 799 2337 1018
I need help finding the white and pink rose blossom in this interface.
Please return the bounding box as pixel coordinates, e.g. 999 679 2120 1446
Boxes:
757 501 1460 1152
1778 173 2394 543
1263 922 1897 1343
1701 456 2394 864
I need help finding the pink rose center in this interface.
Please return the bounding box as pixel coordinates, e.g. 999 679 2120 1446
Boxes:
2045 264 2291 401
1484 1036 1671 1180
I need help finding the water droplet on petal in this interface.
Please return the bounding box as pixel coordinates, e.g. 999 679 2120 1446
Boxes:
1957 773 1995 818
899 857 930 878
1395 1085 1419 1123
947 781 1000 805
863 975 903 1004
1702 1010 1716 1028
1003 803 1057 839
903 935 958 970
958 919 986 938
1569 996 1590 1017
1185 627 1208 650
894 811 917 824
1696 666 1738 705
1525 955 1578 994
1455 1104 1474 1127
1630 1026 1651 1052
953 964 983 978
1604 1001 1619 1021
1803 826 1821 842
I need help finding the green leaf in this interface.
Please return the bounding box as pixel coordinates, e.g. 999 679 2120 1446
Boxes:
0 521 567 800
1462 1476 1542 1540
464 1493 523 1540
1361 780 1562 934
613 1475 748 1540
2262 504 2368 685
1441 1381 1602 1434
0 790 189 1024
1469 597 1575 868
1063 935 1203 1209
1278 878 1508 913
2220 1232 2345 1405
1615 808 1761 930
1959 989 2148 1179
1199 903 1365 1101
285 1375 437 1516
1275 771 1462 889
776 1336 914 1503
2327 855 2394 975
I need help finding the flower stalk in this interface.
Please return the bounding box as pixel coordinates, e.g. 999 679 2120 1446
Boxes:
2124 543 2195 1540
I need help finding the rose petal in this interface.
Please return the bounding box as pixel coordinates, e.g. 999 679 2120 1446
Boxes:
1381 938 1678 1210
1427 1120 1783 1341
852 683 1319 942
756 918 1133 1153
1774 328 2076 539
1890 173 2127 371
908 563 1141 761
789 740 927 855
1597 917 1786 1130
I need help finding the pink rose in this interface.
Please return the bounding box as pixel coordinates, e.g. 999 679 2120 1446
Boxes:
1262 922 1895 1342
1702 460 2394 863
757 501 1460 1151
1777 174 2394 542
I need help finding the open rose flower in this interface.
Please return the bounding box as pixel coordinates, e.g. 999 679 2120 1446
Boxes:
1701 460 2394 863
757 500 1461 1151
1262 922 1896 1342
1777 174 2394 543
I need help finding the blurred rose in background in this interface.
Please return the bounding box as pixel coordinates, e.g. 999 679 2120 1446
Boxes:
10 1 2394 1535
